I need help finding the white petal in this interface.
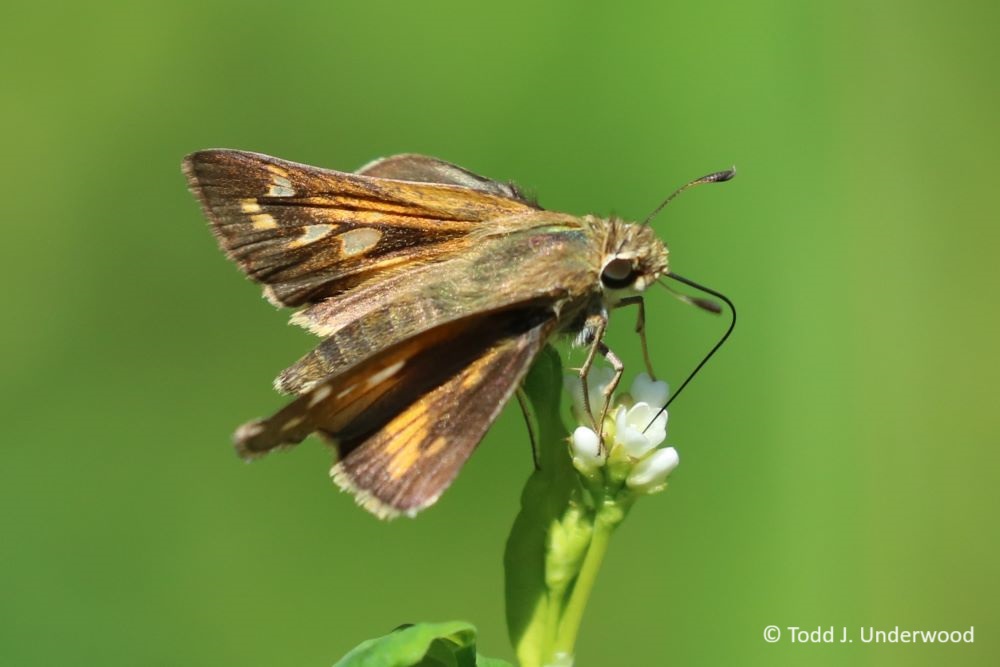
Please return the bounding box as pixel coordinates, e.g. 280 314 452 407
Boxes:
623 403 667 449
563 365 615 422
615 404 657 458
631 373 669 409
586 365 615 418
627 447 680 491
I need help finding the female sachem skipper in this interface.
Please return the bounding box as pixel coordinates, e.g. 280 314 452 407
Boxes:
183 150 733 518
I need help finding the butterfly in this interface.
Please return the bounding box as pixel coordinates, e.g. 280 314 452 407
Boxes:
182 149 733 518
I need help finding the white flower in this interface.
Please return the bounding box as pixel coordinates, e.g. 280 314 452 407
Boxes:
630 373 668 409
564 369 680 498
570 426 605 473
564 365 615 423
626 447 679 492
613 402 667 459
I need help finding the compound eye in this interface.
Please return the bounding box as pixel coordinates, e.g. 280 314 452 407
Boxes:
601 258 638 289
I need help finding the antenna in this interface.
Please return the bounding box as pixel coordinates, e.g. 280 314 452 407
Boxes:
644 272 736 431
640 167 736 227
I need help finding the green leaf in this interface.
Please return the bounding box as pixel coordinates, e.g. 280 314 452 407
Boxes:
332 621 509 667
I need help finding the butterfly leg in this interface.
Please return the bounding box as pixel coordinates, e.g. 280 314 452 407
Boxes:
614 295 656 380
576 314 607 431
577 314 624 443
516 388 541 470
594 340 624 444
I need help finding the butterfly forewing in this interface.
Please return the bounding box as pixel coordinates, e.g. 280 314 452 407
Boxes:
183 149 537 306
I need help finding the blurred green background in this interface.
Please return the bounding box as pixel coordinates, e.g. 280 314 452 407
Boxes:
3 1 998 665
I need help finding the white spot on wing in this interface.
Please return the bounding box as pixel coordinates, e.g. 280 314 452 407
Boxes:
365 359 405 389
309 384 332 407
282 415 305 431
339 228 382 257
267 175 294 197
292 224 334 247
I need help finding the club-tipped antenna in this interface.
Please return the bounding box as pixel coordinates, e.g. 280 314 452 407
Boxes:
644 273 736 431
660 279 723 314
640 167 736 227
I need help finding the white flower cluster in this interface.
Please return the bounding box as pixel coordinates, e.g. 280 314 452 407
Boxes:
564 369 679 494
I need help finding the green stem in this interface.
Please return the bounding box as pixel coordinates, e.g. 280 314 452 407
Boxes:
542 584 566 662
550 501 625 658
505 347 639 666
504 347 577 667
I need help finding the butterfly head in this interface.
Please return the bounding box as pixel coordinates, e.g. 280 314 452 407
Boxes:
598 167 735 303
599 218 670 297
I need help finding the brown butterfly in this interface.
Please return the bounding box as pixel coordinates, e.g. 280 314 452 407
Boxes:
182 149 732 518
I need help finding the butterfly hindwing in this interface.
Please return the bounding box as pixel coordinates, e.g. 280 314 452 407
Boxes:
235 313 501 458
356 153 534 203
234 307 556 518
332 317 555 518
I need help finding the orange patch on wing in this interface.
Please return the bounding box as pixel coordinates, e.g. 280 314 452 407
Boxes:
386 440 423 480
385 407 428 451
380 397 438 479
424 436 448 456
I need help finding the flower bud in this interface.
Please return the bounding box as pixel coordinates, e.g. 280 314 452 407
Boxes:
626 447 679 493
570 426 605 473
630 373 669 409
564 366 615 424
